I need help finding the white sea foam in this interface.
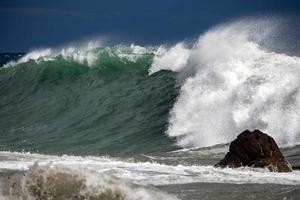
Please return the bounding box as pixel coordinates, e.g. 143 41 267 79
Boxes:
0 151 300 187
4 18 300 151
3 42 153 68
150 43 190 74
0 152 178 200
150 19 300 148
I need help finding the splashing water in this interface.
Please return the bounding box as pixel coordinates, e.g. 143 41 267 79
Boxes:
2 18 300 152
3 41 154 68
150 19 300 148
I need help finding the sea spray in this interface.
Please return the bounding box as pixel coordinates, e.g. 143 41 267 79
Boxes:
2 18 300 155
3 43 153 68
150 19 300 148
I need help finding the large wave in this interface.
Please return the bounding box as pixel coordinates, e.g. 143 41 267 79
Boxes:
150 18 300 148
0 44 178 155
2 18 300 154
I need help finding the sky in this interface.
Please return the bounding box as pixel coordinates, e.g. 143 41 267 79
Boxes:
1 0 300 52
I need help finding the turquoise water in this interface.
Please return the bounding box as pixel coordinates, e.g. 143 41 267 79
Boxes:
0 48 179 156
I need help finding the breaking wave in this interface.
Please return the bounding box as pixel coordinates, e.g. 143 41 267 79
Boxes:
0 44 178 155
1 17 300 155
150 18 300 148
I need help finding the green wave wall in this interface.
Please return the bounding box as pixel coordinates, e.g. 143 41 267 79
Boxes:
0 48 179 156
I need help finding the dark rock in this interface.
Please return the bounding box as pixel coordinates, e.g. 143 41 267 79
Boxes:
292 165 300 170
215 130 292 172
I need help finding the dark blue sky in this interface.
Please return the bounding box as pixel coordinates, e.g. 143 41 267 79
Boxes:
1 0 300 52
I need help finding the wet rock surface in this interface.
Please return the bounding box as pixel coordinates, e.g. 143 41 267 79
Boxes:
215 130 292 172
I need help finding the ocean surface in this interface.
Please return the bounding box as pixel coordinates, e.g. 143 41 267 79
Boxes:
1 19 300 199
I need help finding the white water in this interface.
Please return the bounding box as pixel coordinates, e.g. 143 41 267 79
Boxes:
0 152 179 200
1 151 300 186
150 19 300 148
3 42 153 68
4 18 300 150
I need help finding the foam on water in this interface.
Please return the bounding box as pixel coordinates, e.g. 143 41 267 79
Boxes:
1 151 300 199
1 151 300 187
0 152 179 200
3 42 154 68
150 19 300 148
2 17 300 153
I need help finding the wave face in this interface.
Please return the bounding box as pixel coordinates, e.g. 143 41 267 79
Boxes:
0 45 178 155
150 19 300 148
2 18 300 200
2 18 300 155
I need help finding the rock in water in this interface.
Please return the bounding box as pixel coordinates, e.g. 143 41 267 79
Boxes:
215 130 292 172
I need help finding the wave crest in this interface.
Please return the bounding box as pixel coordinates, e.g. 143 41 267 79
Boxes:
3 43 155 68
